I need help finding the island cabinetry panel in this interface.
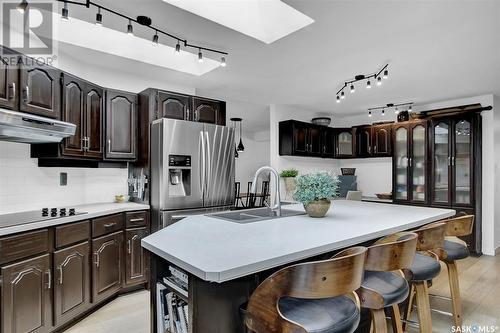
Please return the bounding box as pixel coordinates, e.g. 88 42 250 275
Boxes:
19 63 61 119
53 241 90 326
105 89 138 161
124 227 149 286
1 253 52 333
91 231 123 303
0 53 19 110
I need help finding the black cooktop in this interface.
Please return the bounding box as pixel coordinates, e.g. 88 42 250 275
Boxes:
0 208 87 229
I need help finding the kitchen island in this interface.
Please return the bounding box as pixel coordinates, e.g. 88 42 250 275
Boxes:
142 200 455 333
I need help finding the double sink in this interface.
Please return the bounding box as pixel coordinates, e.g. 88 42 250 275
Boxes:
209 207 305 224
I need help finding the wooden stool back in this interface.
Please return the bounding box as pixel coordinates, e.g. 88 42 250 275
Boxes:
440 215 475 237
415 222 446 251
366 232 418 271
246 246 367 333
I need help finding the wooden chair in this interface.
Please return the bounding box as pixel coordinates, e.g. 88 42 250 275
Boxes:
427 215 475 327
245 246 367 333
403 222 447 332
357 232 418 333
258 181 270 207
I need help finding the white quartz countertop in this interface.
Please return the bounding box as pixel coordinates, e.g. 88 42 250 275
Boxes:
0 202 150 236
141 201 455 283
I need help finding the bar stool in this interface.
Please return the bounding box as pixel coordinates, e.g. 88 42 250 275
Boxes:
258 180 270 207
245 181 256 208
404 222 447 332
245 246 367 333
428 215 475 327
235 182 245 208
357 232 418 333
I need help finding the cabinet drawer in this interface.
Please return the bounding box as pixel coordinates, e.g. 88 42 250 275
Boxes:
55 220 90 248
92 214 124 238
0 229 50 265
125 211 149 228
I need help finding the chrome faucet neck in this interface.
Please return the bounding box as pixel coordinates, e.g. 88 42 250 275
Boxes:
251 166 281 217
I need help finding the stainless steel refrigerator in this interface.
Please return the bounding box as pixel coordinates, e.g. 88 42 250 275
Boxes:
151 119 235 231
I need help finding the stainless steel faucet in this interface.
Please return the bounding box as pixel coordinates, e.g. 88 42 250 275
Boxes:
251 166 281 217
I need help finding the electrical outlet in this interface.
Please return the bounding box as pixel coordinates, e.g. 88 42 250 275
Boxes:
60 172 67 186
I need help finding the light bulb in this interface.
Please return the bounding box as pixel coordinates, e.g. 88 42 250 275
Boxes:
152 32 159 46
127 20 133 36
366 80 371 89
350 84 355 93
377 76 382 86
220 57 226 67
383 69 388 79
340 91 345 99
198 49 203 63
368 111 372 117
336 96 340 103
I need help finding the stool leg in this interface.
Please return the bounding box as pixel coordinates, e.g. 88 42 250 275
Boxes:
446 260 463 327
388 304 404 333
403 283 415 330
370 309 388 333
414 281 432 333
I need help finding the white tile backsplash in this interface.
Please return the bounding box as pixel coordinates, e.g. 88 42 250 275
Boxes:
0 141 128 214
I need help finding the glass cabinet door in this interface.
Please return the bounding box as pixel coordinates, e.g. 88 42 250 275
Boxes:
337 131 353 156
411 125 426 202
433 122 450 204
454 119 472 205
394 127 408 201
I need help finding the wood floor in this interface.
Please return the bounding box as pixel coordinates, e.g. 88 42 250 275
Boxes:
64 255 500 333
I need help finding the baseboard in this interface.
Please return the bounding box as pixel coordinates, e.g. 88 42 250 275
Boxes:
495 246 500 256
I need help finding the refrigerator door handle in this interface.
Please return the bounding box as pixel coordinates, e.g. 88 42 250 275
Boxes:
204 130 211 202
199 131 205 200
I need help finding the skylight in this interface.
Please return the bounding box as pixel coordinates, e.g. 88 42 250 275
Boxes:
162 0 314 44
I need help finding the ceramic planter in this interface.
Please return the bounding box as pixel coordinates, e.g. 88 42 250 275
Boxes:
304 199 331 218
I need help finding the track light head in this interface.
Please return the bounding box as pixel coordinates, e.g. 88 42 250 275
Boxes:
377 76 382 86
366 80 371 89
175 41 181 54
17 0 28 14
198 49 203 63
368 111 372 118
336 95 340 103
152 31 159 46
61 2 69 21
340 91 345 99
408 105 412 112
350 84 355 93
381 109 385 116
220 57 226 67
127 19 133 36
95 8 102 26
383 69 388 79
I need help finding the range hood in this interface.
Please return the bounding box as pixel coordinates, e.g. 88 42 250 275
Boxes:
0 109 76 144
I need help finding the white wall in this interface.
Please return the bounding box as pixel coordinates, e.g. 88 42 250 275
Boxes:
235 133 270 186
0 142 128 214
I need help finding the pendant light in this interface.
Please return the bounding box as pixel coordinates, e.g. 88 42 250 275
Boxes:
237 120 245 152
230 118 242 158
17 0 28 14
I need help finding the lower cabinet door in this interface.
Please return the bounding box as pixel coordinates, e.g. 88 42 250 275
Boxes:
54 242 90 326
92 231 123 303
1 253 52 333
125 228 149 286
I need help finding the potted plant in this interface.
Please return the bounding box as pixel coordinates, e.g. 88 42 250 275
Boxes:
280 169 299 200
293 172 339 218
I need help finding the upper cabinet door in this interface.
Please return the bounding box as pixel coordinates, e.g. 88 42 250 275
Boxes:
1 253 52 333
85 86 104 159
61 75 85 157
192 97 226 125
373 125 392 156
431 120 452 205
322 128 336 158
158 91 191 121
335 129 353 157
393 125 409 202
355 126 372 157
308 126 322 157
410 123 427 203
105 89 137 161
20 64 61 119
292 121 309 156
453 118 473 206
0 57 19 110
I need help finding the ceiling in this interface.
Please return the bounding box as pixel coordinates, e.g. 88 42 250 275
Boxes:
55 0 500 132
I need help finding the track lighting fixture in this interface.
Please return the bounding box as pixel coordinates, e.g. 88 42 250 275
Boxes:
152 30 159 46
383 69 389 79
127 19 133 36
61 1 69 21
335 64 388 102
367 102 414 118
17 0 28 14
54 0 228 66
95 7 102 26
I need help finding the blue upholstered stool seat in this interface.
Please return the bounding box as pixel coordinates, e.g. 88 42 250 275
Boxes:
362 271 409 307
278 295 360 333
410 253 441 281
443 240 469 261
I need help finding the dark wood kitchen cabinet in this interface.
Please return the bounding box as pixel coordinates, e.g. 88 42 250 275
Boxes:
192 97 226 125
92 231 123 303
158 91 191 121
19 63 61 119
1 253 52 333
53 241 90 326
105 89 137 161
322 127 337 158
279 120 324 157
0 55 19 110
372 123 392 157
355 125 372 157
124 228 149 286
335 128 354 157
